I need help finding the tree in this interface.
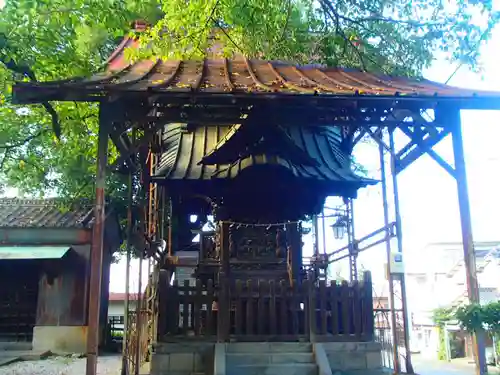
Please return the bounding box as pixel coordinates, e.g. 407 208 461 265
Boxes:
432 307 454 360
455 301 500 335
0 0 499 201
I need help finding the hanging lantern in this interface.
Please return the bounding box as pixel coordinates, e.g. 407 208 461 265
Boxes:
331 217 347 240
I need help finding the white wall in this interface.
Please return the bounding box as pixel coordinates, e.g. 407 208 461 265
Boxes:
108 300 138 318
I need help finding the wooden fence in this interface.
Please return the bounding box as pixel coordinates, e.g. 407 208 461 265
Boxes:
157 271 374 343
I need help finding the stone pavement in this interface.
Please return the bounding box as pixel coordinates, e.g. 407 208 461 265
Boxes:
412 355 500 375
0 350 51 367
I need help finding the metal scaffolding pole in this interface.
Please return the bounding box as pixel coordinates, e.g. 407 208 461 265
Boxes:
86 106 109 375
121 171 133 375
134 254 144 375
450 108 487 375
321 207 327 255
380 139 401 374
389 130 414 374
346 198 358 282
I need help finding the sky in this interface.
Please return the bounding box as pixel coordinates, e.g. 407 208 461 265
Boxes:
109 21 500 293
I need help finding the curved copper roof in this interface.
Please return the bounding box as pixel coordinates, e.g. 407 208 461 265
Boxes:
13 35 500 106
155 123 374 190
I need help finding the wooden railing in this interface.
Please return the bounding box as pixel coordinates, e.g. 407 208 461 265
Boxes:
157 271 374 343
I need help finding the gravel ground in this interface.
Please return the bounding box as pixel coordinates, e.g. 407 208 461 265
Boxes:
0 355 121 375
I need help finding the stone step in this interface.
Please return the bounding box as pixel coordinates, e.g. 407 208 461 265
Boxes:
227 352 314 366
228 363 317 375
334 370 391 375
226 342 312 353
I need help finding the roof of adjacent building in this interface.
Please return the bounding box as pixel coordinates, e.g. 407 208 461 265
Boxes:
109 292 139 302
0 199 94 229
405 241 500 275
12 36 500 107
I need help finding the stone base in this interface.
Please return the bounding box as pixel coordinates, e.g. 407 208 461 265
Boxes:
319 342 383 372
151 341 384 375
32 326 87 354
151 342 214 375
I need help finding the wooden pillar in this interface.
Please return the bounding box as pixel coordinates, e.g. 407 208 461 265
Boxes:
86 104 110 375
389 130 414 374
286 222 302 283
217 222 229 342
362 271 374 341
169 198 179 256
449 107 487 375
220 222 230 276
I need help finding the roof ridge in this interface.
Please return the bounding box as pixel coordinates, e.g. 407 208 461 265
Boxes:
0 198 98 229
0 197 93 205
0 198 60 206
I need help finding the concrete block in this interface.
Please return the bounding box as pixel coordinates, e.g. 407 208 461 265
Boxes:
226 343 271 353
0 342 32 351
155 342 212 354
366 351 382 369
313 343 333 375
32 326 87 354
151 354 171 374
169 352 194 371
357 342 382 352
271 353 313 363
327 353 343 370
232 363 317 375
214 343 226 375
227 353 270 367
342 351 367 370
193 352 204 372
269 342 312 353
322 342 356 352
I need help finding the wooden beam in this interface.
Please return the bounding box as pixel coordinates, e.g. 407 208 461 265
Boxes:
399 125 456 178
396 127 451 174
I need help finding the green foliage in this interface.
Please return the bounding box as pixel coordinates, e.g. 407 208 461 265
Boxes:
0 0 499 203
432 307 454 328
437 327 447 360
454 301 500 334
0 0 160 200
497 334 500 356
134 0 500 76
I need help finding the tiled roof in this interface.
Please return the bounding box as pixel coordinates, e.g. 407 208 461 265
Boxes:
13 36 500 105
0 199 94 229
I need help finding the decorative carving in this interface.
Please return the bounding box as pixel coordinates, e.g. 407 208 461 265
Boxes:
202 233 217 260
229 229 236 258
275 228 286 258
215 224 221 260
230 261 286 271
233 226 279 259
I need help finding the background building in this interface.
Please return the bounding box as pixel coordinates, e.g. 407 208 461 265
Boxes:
406 241 500 359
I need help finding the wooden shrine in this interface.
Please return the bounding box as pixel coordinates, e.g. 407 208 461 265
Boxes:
12 21 500 375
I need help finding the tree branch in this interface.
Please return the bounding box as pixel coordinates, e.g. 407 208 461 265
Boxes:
0 150 9 170
0 34 62 139
347 16 446 28
0 129 49 150
278 0 293 45
318 0 367 71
